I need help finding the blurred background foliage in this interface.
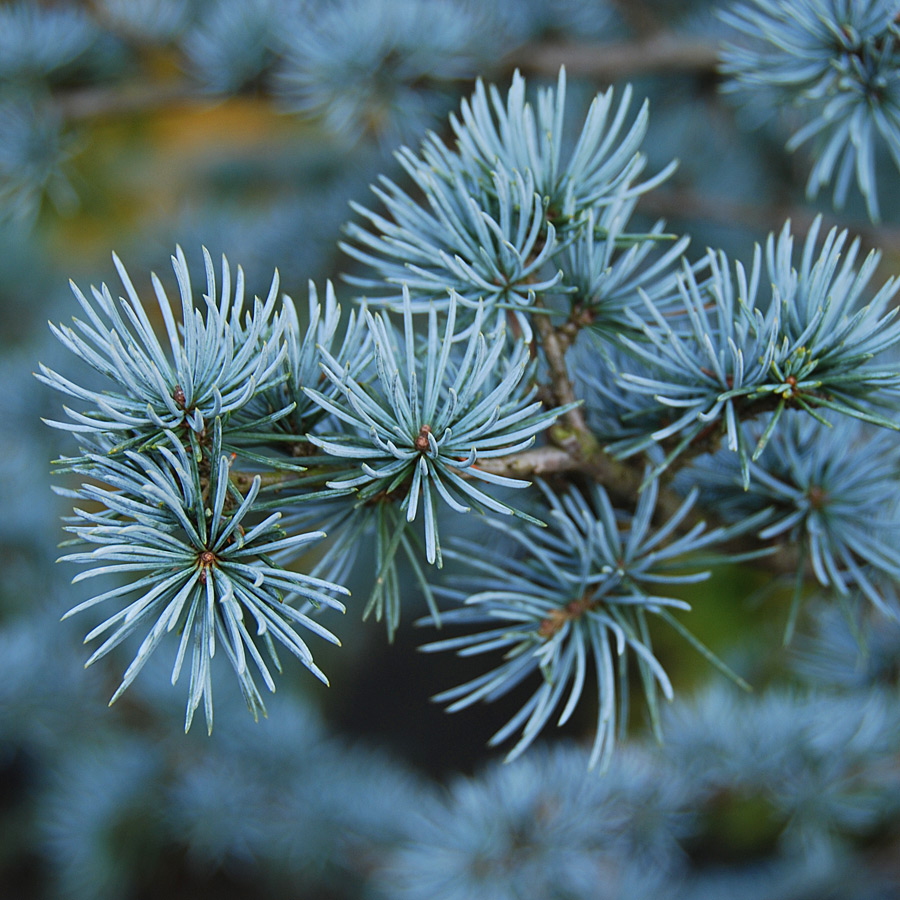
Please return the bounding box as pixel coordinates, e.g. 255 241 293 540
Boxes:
2 0 900 898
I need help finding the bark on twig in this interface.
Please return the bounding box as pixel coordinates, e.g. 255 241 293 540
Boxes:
55 81 207 121
507 35 720 80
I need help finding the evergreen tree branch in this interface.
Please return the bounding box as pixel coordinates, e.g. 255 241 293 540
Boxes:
38 48 900 766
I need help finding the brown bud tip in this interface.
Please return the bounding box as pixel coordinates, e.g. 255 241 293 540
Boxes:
199 550 217 567
415 424 432 452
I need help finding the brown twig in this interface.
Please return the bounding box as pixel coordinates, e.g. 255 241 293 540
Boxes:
531 303 585 430
475 445 581 479
54 81 208 121
523 305 690 519
505 35 720 81
54 32 721 125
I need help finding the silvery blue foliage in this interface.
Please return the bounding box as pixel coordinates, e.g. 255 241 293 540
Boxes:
39 739 166 900
98 0 196 44
0 99 77 224
616 246 782 480
0 2 100 83
270 279 563 641
182 0 285 93
422 479 761 769
0 609 109 751
306 291 562 568
269 278 370 435
791 605 900 688
765 216 900 400
375 743 683 900
276 0 480 145
24 42 900 891
345 157 563 332
453 68 675 226
11 21 900 897
342 67 677 337
58 428 348 732
615 216 900 483
0 352 65 556
663 685 900 851
276 490 434 638
38 247 290 449
465 0 623 48
286 286 564 634
165 695 423 878
674 851 897 900
687 411 900 628
560 198 693 338
720 0 900 219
